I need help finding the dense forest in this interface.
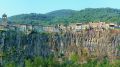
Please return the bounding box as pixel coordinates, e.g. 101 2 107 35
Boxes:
5 8 120 25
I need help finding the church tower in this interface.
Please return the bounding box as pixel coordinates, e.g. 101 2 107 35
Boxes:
2 14 7 26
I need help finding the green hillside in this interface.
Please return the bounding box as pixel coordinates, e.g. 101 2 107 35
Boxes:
69 8 120 23
8 8 120 25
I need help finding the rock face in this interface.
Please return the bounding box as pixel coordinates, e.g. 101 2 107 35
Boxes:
0 29 120 66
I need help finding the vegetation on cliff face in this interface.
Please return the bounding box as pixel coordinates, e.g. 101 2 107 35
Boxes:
0 29 120 67
7 8 120 25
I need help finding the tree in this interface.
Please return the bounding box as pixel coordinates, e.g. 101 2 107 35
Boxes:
25 59 33 67
33 56 44 67
5 62 16 67
70 52 79 63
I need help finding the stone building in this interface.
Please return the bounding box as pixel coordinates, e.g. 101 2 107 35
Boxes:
1 14 8 26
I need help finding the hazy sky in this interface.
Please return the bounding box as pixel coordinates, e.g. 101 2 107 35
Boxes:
0 0 120 16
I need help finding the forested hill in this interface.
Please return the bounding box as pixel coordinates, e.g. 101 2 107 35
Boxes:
8 8 120 25
46 9 76 17
70 8 120 23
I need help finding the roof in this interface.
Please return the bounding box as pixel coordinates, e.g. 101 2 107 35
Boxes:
2 14 7 17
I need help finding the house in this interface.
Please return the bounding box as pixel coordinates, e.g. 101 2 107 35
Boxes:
43 26 54 32
7 25 16 30
88 22 113 30
0 25 5 31
75 23 82 32
32 25 43 32
17 24 27 32
26 24 33 31
89 22 105 29
68 23 83 32
109 23 117 29
26 24 33 34
82 24 89 30
57 24 66 32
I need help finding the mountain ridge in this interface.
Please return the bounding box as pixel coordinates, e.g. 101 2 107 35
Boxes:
3 8 120 25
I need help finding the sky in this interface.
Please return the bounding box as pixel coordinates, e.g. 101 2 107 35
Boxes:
0 0 120 16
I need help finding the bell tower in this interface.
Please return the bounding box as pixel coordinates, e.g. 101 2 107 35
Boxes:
2 14 7 26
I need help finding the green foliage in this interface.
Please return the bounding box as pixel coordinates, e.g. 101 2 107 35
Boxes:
25 56 60 67
25 59 33 67
8 8 120 25
32 56 44 67
5 61 16 67
117 45 120 50
70 52 79 63
3 52 120 67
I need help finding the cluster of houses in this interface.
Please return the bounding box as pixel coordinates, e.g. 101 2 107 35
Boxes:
0 14 120 34
69 22 120 32
0 14 61 34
